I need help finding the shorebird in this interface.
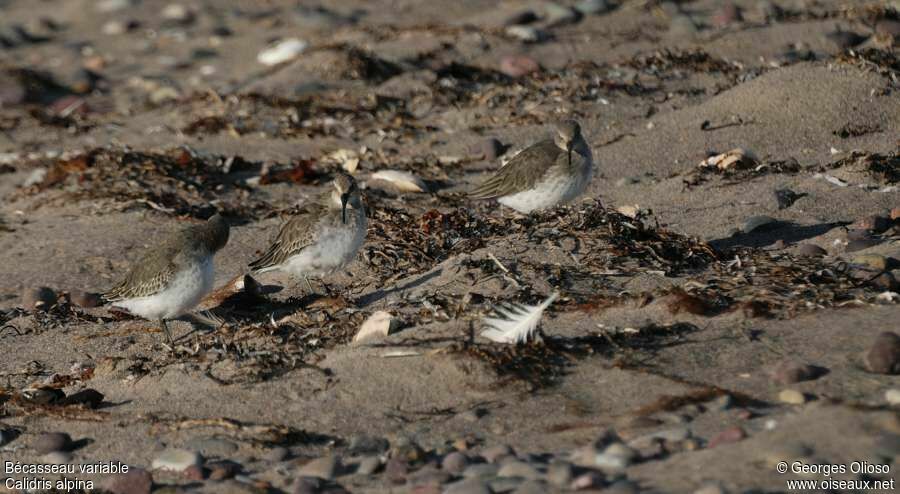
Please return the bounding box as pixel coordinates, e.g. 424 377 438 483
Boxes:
469 120 594 213
102 214 230 346
248 173 367 293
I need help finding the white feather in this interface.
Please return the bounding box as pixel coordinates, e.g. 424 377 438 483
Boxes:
480 292 559 344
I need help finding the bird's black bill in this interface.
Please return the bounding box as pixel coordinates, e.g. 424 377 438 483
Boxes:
567 143 573 168
341 193 349 224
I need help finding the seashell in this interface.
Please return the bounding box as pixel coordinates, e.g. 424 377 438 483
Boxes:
370 170 428 193
257 38 307 66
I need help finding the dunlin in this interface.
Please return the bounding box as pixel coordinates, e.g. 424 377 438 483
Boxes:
249 173 367 292
102 214 230 345
469 120 594 213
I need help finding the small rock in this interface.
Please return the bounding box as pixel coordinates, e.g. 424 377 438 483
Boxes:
546 460 573 487
353 311 400 343
101 467 153 494
148 86 180 105
826 29 869 50
606 480 640 494
865 332 900 375
384 457 408 484
846 237 881 252
390 437 425 462
152 448 203 472
570 472 604 490
575 0 611 15
348 435 389 455
543 3 578 27
370 170 428 193
886 389 900 405
60 388 104 408
743 215 778 234
69 290 102 308
708 427 746 448
852 215 892 233
444 478 492 494
24 386 65 405
43 451 73 464
207 460 241 480
796 244 827 257
853 254 888 272
257 38 308 66
769 360 824 384
32 432 72 454
481 444 514 463
356 456 381 475
593 442 636 472
497 460 541 480
705 394 733 412
514 480 550 494
161 4 195 24
499 55 540 78
21 286 57 310
182 464 205 481
778 389 807 405
442 451 469 474
463 463 499 479
298 456 340 480
505 25 544 43
774 188 804 209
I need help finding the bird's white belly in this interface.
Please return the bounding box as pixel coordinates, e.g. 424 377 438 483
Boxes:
499 173 587 213
283 220 366 277
115 258 213 320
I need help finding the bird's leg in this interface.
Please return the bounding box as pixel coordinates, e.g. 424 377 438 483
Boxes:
159 318 175 348
304 275 314 294
319 279 334 296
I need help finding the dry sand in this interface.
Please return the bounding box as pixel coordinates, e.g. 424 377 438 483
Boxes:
1 0 899 493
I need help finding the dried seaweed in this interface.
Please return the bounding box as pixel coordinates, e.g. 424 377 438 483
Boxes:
826 149 900 184
836 48 900 81
627 49 740 77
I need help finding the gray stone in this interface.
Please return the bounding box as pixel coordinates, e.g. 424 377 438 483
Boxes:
543 3 578 26
463 463 499 479
151 448 203 472
43 451 73 464
297 455 340 480
607 480 640 494
356 456 381 475
497 460 541 480
444 478 492 494
348 435 389 455
546 460 573 487
482 444 514 463
770 360 824 384
442 451 469 474
32 432 72 454
570 471 604 490
575 0 611 15
866 332 900 375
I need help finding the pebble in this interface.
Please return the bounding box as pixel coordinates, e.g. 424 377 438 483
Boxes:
151 448 203 472
371 170 428 193
357 456 381 475
774 188 804 209
481 444 514 463
161 4 195 24
499 55 540 78
543 3 578 27
513 480 550 494
865 332 900 375
22 286 57 310
384 457 408 484
769 359 824 384
743 215 778 234
101 468 153 494
297 455 340 480
462 463 499 479
185 437 238 458
505 25 544 43
61 388 104 408
606 480 640 494
669 14 698 35
796 244 827 257
207 460 241 480
891 207 900 221
546 460 573 486
444 478 492 494
575 0 611 15
390 437 425 462
33 432 73 454
708 426 746 448
43 451 73 464
69 290 102 308
264 446 289 462
778 389 807 405
846 237 881 252
852 254 888 272
497 460 541 480
96 0 132 12
257 38 308 66
711 3 742 28
873 273 900 291
694 483 727 494
349 435 390 455
570 472 604 490
442 451 469 474
851 215 892 233
886 389 900 405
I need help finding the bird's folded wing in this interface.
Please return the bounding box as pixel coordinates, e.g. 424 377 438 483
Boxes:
468 140 561 199
102 242 179 301
248 207 321 272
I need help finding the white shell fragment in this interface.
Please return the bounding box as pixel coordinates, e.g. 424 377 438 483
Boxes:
353 311 400 344
325 149 360 173
616 205 641 219
257 38 308 66
698 148 757 171
370 170 428 193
